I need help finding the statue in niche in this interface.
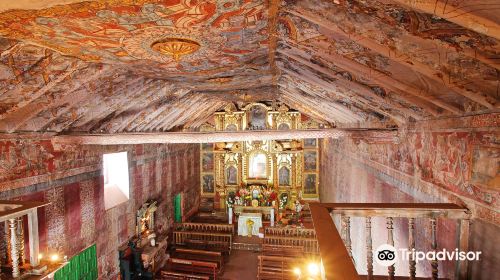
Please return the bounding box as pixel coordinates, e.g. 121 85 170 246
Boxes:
278 123 290 130
248 106 267 130
249 152 267 178
226 166 237 185
226 124 237 131
279 166 290 186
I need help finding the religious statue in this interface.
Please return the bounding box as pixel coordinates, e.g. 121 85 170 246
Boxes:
294 200 303 213
279 166 290 186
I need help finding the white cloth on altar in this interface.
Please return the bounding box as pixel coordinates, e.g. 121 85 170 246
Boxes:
237 212 263 236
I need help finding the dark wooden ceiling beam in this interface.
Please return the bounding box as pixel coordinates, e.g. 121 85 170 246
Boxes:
286 7 497 109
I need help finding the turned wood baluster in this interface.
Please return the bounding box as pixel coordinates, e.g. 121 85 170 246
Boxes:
365 217 373 280
9 219 19 278
408 218 416 280
387 217 395 280
344 216 353 259
431 218 438 280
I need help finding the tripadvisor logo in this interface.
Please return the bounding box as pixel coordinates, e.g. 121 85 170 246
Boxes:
375 244 397 266
374 244 481 267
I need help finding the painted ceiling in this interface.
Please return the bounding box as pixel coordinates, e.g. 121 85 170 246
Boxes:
0 0 498 133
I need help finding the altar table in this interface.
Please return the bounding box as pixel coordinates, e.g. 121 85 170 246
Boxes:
237 212 262 236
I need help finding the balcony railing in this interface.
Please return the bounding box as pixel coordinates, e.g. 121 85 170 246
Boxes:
309 203 471 280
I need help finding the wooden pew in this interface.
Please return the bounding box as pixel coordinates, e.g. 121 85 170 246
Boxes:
257 255 298 280
261 244 304 258
263 235 319 254
167 258 218 280
160 270 210 280
174 231 232 252
172 248 224 271
175 223 235 235
183 239 231 256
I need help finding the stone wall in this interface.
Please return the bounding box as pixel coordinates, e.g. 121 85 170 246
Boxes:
0 134 200 278
319 113 499 279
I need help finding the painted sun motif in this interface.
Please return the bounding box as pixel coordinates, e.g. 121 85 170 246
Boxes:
122 26 226 65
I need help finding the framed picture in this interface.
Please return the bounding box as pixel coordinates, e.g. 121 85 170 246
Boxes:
303 138 317 148
202 174 214 194
304 151 317 171
304 174 317 194
202 153 214 172
201 143 213 151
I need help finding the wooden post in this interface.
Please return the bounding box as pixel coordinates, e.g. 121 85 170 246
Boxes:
456 219 470 280
9 219 20 278
365 217 373 280
431 218 438 280
409 218 416 280
387 217 395 280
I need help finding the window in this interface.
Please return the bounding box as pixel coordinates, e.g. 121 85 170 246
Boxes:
103 152 130 210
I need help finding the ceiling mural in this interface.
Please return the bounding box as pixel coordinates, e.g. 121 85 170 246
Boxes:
0 0 498 133
0 0 269 74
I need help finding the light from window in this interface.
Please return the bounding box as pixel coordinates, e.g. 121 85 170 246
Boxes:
103 152 130 210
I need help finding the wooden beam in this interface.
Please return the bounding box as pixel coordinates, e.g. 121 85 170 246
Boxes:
279 85 365 123
390 0 500 40
279 66 406 124
287 7 497 109
0 62 81 120
282 40 453 115
0 65 110 132
51 128 397 146
281 50 423 120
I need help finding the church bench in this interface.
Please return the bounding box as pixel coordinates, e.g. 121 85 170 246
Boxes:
167 258 218 280
263 236 319 254
160 270 210 280
257 255 298 280
180 237 231 255
261 244 304 257
174 222 235 234
173 231 232 252
172 248 224 271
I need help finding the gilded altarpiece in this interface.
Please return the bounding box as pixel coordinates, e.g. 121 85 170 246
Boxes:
200 103 320 210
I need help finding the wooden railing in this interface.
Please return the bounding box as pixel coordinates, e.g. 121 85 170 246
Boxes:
263 235 319 254
309 203 471 280
174 222 235 234
173 231 233 251
264 227 316 239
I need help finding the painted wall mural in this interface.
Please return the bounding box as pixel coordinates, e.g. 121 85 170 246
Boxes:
0 136 200 278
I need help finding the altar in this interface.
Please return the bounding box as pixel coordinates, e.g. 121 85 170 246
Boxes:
237 212 262 236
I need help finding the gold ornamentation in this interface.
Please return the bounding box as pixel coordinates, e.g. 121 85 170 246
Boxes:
151 38 201 61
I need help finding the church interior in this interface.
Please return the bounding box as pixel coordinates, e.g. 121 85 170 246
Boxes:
0 0 498 279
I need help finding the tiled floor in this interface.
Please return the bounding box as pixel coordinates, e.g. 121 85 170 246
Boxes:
220 249 260 280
